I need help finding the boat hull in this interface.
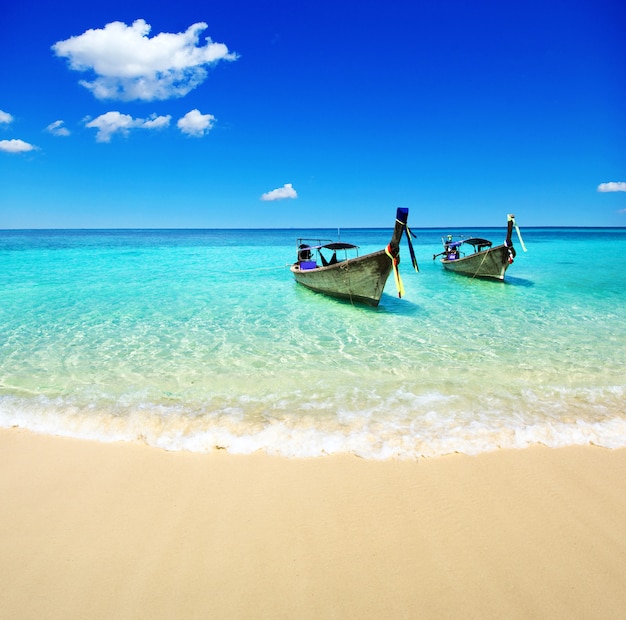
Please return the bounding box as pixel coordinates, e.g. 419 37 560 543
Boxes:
290 249 393 306
441 244 510 280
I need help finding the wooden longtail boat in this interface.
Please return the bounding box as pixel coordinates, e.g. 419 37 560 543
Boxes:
290 207 417 306
433 214 526 280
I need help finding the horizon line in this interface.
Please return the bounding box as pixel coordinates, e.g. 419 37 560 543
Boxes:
2 225 626 232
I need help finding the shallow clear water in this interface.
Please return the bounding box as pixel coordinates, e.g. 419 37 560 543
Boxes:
1 226 625 458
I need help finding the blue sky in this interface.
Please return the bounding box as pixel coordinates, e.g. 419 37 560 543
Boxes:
1 0 625 228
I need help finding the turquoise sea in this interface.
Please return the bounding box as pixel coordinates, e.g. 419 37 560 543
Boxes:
1 225 625 459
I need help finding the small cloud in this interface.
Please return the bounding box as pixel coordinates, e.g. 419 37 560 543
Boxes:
85 111 137 142
261 183 298 201
0 139 37 153
85 111 172 142
177 109 215 137
143 114 171 129
52 20 238 101
597 181 626 193
46 120 70 136
0 110 14 124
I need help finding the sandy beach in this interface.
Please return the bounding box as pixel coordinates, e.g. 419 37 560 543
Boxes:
1 429 625 619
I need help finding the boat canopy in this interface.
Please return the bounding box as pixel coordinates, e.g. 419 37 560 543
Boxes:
462 237 492 250
463 237 491 246
322 242 358 251
299 241 359 251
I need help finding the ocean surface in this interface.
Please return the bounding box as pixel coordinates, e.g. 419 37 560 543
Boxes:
1 225 625 459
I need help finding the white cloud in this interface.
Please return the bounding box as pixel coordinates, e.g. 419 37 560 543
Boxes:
85 112 136 142
597 181 626 193
0 110 14 124
143 114 172 129
261 183 298 201
0 139 37 153
52 19 238 101
177 109 215 136
85 111 171 142
46 120 70 136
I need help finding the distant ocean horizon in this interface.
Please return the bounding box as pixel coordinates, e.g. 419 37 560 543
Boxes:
3 226 626 231
2 225 625 459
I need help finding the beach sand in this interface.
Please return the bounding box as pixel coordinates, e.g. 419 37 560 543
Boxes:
1 429 625 619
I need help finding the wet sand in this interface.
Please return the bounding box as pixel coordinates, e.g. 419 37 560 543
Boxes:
1 428 625 619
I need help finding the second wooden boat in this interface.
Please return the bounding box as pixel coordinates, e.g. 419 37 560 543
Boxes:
433 214 526 281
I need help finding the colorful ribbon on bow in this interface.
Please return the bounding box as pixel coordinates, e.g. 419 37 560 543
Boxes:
385 243 405 298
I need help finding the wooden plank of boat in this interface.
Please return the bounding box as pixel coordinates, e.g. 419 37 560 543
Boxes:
291 248 393 305
290 207 416 306
441 243 510 280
